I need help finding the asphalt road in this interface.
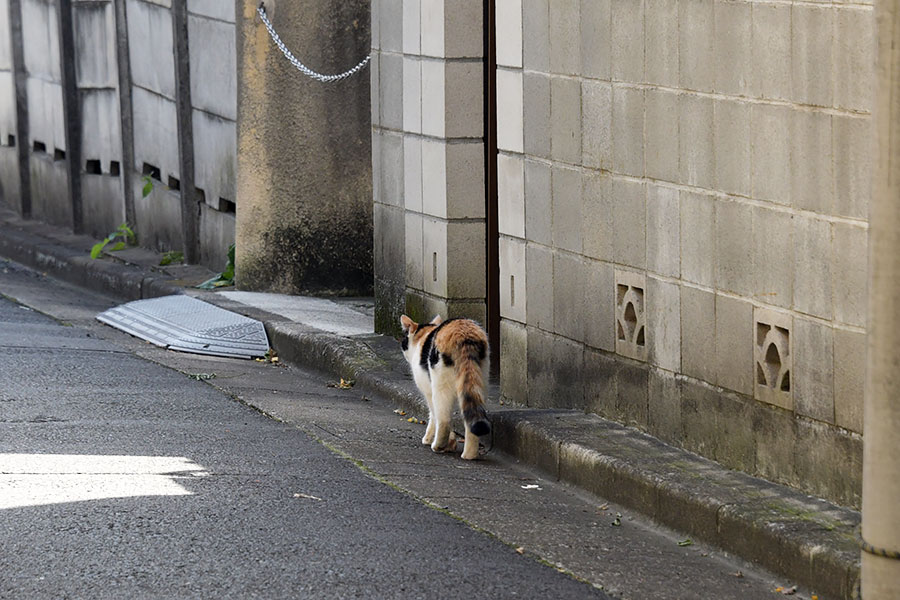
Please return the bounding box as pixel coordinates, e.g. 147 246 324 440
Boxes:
0 258 802 599
0 281 605 598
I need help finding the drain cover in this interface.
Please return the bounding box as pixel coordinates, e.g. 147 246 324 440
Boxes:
97 295 269 359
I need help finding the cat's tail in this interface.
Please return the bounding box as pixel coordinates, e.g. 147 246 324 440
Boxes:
456 341 491 437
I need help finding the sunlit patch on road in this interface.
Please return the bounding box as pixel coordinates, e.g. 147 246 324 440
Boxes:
0 454 209 509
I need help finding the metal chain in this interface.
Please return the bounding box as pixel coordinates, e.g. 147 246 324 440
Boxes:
257 2 370 83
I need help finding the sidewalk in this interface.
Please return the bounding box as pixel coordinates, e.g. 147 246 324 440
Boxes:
0 208 860 599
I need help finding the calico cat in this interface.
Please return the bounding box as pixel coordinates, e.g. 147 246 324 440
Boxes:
399 315 491 460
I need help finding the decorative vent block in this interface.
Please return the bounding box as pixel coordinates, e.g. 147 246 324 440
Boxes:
754 308 792 410
615 270 647 361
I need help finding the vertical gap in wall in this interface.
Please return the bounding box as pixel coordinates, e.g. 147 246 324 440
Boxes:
58 0 83 233
114 0 136 227
9 0 32 218
172 0 199 264
484 0 500 379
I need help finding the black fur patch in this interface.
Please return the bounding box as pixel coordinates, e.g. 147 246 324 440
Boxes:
419 328 437 371
419 319 460 371
428 345 439 368
401 336 409 351
463 402 491 436
471 419 491 436
442 353 454 367
461 338 486 361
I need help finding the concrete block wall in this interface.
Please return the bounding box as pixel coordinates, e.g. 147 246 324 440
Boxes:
74 0 125 239
497 0 871 508
21 0 69 227
126 0 183 252
0 0 239 271
372 0 486 334
188 1 235 268
0 0 21 210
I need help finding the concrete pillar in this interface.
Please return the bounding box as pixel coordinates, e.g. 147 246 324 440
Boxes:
235 0 372 295
58 0 82 233
113 0 135 228
862 3 900 597
172 0 199 263
371 0 486 334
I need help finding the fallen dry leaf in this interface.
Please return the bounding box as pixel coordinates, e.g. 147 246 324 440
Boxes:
393 409 407 416
515 547 525 555
780 586 797 596
598 503 609 511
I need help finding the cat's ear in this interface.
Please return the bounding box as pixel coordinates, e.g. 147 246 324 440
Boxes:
400 314 416 333
430 315 443 326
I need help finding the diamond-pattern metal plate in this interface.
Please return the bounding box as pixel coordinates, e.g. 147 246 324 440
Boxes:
97 295 269 359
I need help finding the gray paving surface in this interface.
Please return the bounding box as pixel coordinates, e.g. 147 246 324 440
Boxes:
0 261 604 599
0 257 812 599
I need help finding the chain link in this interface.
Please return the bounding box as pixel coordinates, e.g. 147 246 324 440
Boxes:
257 3 370 83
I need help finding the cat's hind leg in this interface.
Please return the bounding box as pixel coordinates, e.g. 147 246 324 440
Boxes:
461 422 480 460
429 372 455 452
421 388 435 445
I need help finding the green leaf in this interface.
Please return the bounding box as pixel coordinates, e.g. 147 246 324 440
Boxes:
90 241 106 259
110 241 126 251
677 538 693 547
159 250 184 266
141 175 153 199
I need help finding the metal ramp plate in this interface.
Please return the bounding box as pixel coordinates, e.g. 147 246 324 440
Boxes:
97 295 269 359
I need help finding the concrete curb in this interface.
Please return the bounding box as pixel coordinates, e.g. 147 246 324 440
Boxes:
0 213 860 599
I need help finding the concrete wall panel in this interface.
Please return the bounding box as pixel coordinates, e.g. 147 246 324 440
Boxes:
29 155 70 226
0 71 16 142
0 147 21 211
26 78 65 152
188 14 236 120
126 0 175 99
199 203 236 269
74 2 117 88
131 86 179 181
188 0 234 23
81 89 122 169
81 172 125 238
0 0 12 70
21 0 61 80
192 108 236 208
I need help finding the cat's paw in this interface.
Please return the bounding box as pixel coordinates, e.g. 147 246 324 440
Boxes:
421 433 434 445
461 445 479 460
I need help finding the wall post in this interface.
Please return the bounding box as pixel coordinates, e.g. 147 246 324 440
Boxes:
862 2 900 597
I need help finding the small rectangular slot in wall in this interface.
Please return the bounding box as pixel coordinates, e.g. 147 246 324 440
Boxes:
33 140 46 153
219 198 236 214
109 161 120 176
433 253 438 282
142 162 161 181
85 159 102 174
168 176 180 191
196 188 206 204
53 148 66 161
6 135 14 147
510 275 515 307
